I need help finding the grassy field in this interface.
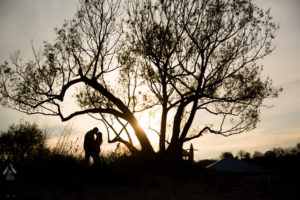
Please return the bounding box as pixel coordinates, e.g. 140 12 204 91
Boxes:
1 153 299 200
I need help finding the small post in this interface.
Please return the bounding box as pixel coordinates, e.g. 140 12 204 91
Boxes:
188 143 194 162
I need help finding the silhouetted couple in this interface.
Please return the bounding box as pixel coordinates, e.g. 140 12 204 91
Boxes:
84 127 103 164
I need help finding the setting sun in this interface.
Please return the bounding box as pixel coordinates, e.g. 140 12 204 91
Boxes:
134 111 161 150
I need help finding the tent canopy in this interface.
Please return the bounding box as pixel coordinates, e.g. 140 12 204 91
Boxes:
206 157 265 173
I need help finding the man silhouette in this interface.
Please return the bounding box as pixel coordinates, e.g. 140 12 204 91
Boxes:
83 127 103 164
92 132 103 164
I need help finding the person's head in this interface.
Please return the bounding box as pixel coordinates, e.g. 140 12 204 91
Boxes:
8 163 13 169
96 132 102 137
93 127 99 133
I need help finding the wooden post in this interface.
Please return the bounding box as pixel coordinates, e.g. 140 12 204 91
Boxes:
188 143 194 162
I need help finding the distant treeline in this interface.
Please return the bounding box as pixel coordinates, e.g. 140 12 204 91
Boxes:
198 144 300 172
1 120 300 167
220 144 300 160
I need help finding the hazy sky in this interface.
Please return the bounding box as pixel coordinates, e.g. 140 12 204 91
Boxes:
0 0 299 160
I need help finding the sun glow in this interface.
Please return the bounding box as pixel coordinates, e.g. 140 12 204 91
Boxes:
135 112 160 150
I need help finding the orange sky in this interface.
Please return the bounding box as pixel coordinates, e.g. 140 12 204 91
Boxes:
0 0 299 160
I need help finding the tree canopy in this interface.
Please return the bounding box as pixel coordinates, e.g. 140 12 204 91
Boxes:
0 0 281 158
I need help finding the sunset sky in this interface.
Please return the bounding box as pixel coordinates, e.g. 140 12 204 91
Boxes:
0 0 299 160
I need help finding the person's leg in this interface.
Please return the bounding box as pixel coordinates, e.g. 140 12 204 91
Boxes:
6 181 13 198
85 152 91 164
91 150 100 165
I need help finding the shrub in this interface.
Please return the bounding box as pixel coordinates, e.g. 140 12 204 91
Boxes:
220 152 233 159
0 120 49 162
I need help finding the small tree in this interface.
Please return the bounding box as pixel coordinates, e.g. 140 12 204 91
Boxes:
252 151 263 158
296 143 300 152
272 147 285 157
237 150 250 159
0 0 281 159
0 121 48 162
264 150 276 159
220 151 233 159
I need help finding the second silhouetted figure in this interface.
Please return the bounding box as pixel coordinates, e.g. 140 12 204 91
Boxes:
84 127 103 164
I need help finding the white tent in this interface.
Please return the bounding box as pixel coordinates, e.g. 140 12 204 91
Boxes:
206 157 265 173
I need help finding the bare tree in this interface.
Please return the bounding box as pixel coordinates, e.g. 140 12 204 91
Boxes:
123 0 281 157
0 0 281 159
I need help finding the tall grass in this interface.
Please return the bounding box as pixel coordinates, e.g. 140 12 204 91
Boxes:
52 123 83 157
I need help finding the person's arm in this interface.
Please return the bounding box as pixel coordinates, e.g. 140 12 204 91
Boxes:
11 167 17 174
3 167 8 175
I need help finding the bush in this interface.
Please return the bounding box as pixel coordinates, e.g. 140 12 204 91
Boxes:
0 121 49 162
297 143 300 152
252 151 263 158
237 150 251 160
220 152 233 159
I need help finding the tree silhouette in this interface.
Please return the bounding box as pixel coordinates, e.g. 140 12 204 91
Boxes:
297 143 300 152
252 151 263 158
237 150 250 160
220 151 233 159
0 0 281 158
0 121 48 162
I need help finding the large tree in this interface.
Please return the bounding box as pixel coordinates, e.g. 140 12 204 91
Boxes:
0 0 280 158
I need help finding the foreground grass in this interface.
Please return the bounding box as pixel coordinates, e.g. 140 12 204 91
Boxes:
1 153 300 199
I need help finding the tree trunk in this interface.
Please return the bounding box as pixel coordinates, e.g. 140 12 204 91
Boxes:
166 140 184 160
128 116 155 154
85 78 155 154
159 106 167 152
